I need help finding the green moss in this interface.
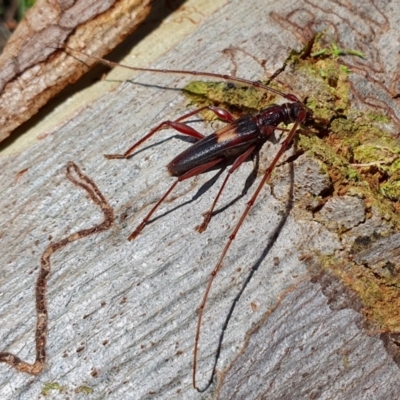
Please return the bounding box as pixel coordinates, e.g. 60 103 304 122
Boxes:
183 34 400 212
182 32 400 334
322 255 400 331
289 34 400 331
381 179 400 201
183 81 278 120
298 134 361 182
310 40 365 59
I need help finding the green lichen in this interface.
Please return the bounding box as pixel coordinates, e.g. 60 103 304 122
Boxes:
41 382 66 396
75 385 94 394
41 382 95 397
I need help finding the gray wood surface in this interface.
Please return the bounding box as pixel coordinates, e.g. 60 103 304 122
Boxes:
0 0 400 399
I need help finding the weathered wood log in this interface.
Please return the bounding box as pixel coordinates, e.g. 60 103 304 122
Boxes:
0 0 399 399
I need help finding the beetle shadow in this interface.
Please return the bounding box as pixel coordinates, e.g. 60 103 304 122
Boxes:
146 150 260 227
146 168 225 225
208 149 260 218
197 153 296 392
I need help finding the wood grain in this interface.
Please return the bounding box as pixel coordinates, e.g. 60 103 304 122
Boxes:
0 0 399 399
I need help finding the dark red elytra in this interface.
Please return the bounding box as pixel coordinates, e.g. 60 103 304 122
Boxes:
66 46 312 392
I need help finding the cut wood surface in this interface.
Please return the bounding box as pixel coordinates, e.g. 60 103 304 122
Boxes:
0 0 400 399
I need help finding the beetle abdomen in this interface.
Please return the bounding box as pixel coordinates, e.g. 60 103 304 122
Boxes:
168 116 259 176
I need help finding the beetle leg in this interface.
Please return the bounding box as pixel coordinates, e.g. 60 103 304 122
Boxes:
196 145 256 233
128 158 224 240
105 106 235 159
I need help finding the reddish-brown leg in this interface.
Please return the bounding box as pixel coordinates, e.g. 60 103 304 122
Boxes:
193 109 307 392
196 145 256 233
128 158 224 241
105 106 235 159
195 125 292 234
